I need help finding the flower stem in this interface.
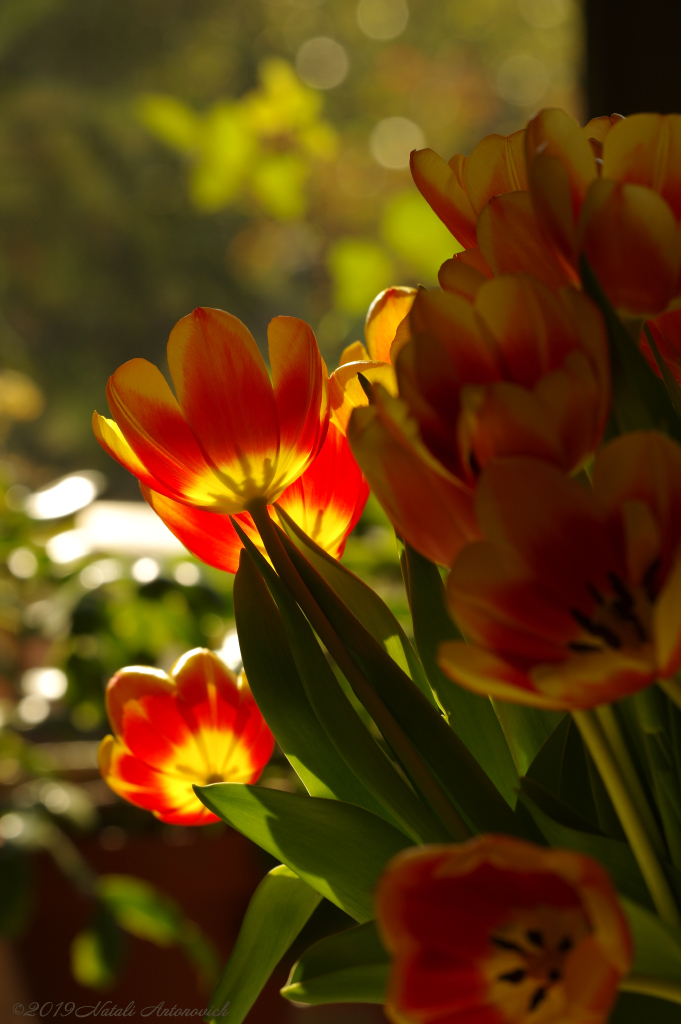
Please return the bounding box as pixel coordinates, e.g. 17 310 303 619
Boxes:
619 975 681 1004
659 678 681 713
573 709 681 929
248 500 472 842
594 704 667 857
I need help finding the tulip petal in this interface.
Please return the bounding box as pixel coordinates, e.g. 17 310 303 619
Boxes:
106 358 217 505
477 192 577 290
410 149 478 248
642 308 681 384
329 360 398 434
438 642 560 708
269 315 328 490
578 180 679 316
93 412 181 501
464 129 528 214
526 109 598 205
603 112 681 219
339 340 370 365
348 396 477 567
277 422 369 559
141 484 249 573
654 557 681 676
167 306 280 503
529 648 656 709
438 249 492 301
583 113 625 145
365 286 418 363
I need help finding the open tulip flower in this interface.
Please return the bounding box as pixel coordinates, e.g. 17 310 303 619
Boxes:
98 648 274 825
142 420 369 570
329 285 416 434
94 306 329 514
440 431 681 710
375 836 632 1024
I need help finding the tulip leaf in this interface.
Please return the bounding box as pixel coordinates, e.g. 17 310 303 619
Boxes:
234 550 392 814
240 540 449 844
275 524 527 839
491 701 565 777
526 715 601 829
612 993 681 1022
282 921 389 1005
518 784 654 909
401 542 519 807
205 865 322 1024
194 782 411 922
643 323 681 424
580 256 681 440
276 505 435 705
621 896 681 983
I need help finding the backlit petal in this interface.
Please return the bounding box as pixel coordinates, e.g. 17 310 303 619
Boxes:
167 307 280 504
525 109 598 208
438 249 492 301
93 413 180 500
602 112 681 218
141 484 248 573
329 360 398 434
653 557 681 677
464 130 527 213
438 643 559 708
365 286 418 363
410 149 477 248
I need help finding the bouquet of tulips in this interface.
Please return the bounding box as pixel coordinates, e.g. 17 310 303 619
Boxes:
93 108 681 1023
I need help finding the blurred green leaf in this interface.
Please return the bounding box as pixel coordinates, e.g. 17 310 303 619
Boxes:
136 93 200 152
327 238 395 315
622 896 681 983
191 103 255 212
251 154 308 221
282 921 389 1005
381 190 460 281
195 783 411 922
99 874 181 946
402 542 518 806
233 547 391 811
71 908 123 990
491 701 565 777
206 865 321 1024
0 850 32 937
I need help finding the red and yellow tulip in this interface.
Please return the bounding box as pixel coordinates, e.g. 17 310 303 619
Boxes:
94 306 329 514
98 648 274 825
376 836 631 1024
440 431 681 709
349 274 609 566
142 420 369 571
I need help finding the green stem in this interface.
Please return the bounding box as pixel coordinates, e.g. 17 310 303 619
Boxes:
573 709 680 930
620 975 681 1005
247 500 472 842
594 705 666 857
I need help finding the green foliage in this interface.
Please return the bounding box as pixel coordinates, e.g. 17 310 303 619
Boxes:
0 849 32 936
194 783 411 923
71 908 123 990
327 238 396 315
282 921 389 1006
206 866 322 1024
381 190 460 280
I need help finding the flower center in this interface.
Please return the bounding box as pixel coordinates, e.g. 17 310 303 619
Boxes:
568 571 654 655
204 772 224 784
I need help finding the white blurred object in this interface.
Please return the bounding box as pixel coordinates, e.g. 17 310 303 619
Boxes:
79 558 122 590
174 561 200 586
46 501 187 566
26 470 105 520
132 557 160 583
370 117 425 169
216 629 243 673
21 667 68 700
0 813 24 840
296 37 349 89
496 54 549 107
357 0 409 39
16 695 50 725
7 547 38 578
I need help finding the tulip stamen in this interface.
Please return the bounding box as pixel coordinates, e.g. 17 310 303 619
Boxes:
570 608 622 649
529 986 547 1011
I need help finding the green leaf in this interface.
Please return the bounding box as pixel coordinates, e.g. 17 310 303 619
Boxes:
275 524 526 839
206 865 322 1024
0 850 31 936
233 549 390 812
622 897 681 983
99 874 182 946
580 256 681 440
71 908 123 990
195 783 411 922
282 921 389 1005
518 787 654 908
277 506 435 706
239 543 449 844
611 992 681 1023
643 323 681 424
491 701 565 777
402 543 518 807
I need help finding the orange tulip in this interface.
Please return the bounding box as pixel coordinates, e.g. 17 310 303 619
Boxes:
329 286 416 434
376 836 631 1024
98 648 274 825
439 431 681 709
142 421 369 570
94 306 328 514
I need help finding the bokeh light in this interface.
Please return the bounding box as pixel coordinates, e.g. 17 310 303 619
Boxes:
357 0 409 40
370 116 425 169
296 37 349 89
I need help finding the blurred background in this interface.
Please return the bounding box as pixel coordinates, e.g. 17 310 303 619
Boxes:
0 0 585 1018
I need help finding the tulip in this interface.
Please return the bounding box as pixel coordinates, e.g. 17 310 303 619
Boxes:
94 306 328 514
329 286 416 434
439 431 681 709
376 836 631 1024
142 421 369 570
98 648 274 825
640 307 681 385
